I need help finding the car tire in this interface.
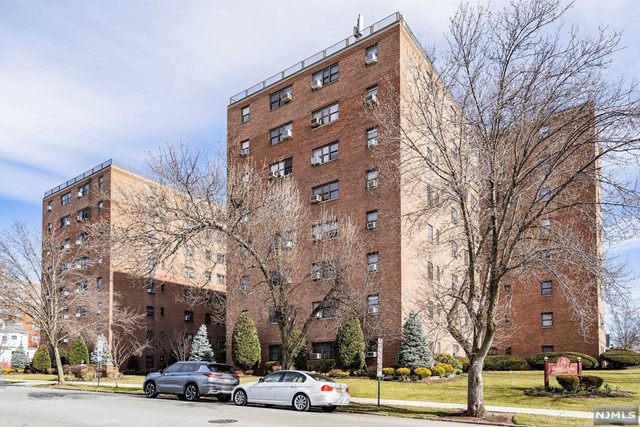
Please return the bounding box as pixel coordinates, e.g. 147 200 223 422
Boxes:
184 383 200 402
143 381 157 398
292 393 310 412
322 406 337 412
233 389 247 406
217 394 231 402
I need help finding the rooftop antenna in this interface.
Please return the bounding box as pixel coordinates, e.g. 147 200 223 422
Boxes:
354 13 364 39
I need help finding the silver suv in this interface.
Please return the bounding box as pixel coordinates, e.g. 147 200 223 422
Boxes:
143 361 239 402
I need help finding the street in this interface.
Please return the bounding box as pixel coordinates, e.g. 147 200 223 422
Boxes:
0 385 499 427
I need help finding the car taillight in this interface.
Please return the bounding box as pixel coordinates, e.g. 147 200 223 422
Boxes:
346 387 350 393
204 373 222 377
233 375 239 379
320 384 334 392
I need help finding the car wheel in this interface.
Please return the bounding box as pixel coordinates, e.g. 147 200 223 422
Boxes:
143 382 157 398
292 393 310 412
322 406 337 412
217 394 231 402
233 389 247 406
184 383 200 402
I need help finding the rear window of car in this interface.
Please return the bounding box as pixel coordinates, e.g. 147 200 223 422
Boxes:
209 364 235 374
308 373 334 382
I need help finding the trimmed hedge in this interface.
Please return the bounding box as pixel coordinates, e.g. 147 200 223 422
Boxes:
526 352 599 369
579 375 603 390
556 374 604 391
434 353 461 371
382 367 395 376
455 356 470 372
557 374 580 391
431 365 446 376
483 355 528 371
601 350 640 368
413 367 431 379
395 367 411 378
306 359 336 373
436 363 454 374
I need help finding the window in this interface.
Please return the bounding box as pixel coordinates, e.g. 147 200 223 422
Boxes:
541 345 554 353
145 355 154 369
504 284 511 294
184 311 194 322
98 175 104 189
61 238 71 250
368 295 379 313
160 283 165 292
426 224 433 243
205 313 212 325
312 63 339 86
160 307 165 316
451 275 459 294
75 307 87 318
312 218 339 240
452 242 458 259
452 344 459 356
312 102 339 125
366 210 378 229
185 244 195 257
311 262 336 281
539 126 549 139
204 270 212 282
216 274 226 285
61 192 71 206
61 308 69 319
270 122 293 145
538 187 551 201
488 347 498 355
77 208 90 221
240 139 249 156
312 141 339 164
77 257 89 269
506 347 512 355
241 106 250 123
78 183 90 197
270 86 292 110
184 267 194 278
47 223 53 232
366 85 379 97
366 127 378 148
147 306 155 317
540 218 551 232
312 181 339 202
60 215 71 228
541 280 552 296
269 157 293 178
505 314 512 325
541 312 553 327
269 345 281 362
427 301 434 320
98 201 104 214
427 262 433 281
367 252 379 272
269 307 278 324
96 277 103 289
312 301 336 319
366 44 378 60
241 276 249 292
76 282 88 293
217 253 226 264
47 200 52 211
366 169 378 188
451 207 458 224
312 342 335 359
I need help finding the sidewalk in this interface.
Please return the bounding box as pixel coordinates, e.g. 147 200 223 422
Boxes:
5 379 593 419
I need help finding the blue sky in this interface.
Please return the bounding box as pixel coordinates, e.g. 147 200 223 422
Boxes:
0 0 639 300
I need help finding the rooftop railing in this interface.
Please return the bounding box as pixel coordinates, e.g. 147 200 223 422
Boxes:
229 11 429 106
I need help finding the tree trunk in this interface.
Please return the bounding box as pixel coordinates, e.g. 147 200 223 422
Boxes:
53 346 65 385
466 355 485 417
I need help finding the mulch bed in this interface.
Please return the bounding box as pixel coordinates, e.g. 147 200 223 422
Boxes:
524 389 632 398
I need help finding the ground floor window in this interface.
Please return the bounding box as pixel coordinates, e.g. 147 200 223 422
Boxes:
269 345 281 362
312 342 335 359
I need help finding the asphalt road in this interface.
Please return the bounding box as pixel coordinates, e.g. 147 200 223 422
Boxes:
0 385 499 427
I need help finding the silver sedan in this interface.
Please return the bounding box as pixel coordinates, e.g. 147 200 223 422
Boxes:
232 370 350 412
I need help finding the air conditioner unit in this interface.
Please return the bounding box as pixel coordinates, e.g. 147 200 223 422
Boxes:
366 221 378 230
367 138 378 148
366 180 378 189
77 191 84 197
311 156 322 166
62 291 69 297
310 194 322 204
147 288 155 294
75 312 82 317
281 129 293 140
365 52 378 65
75 239 82 245
185 315 192 321
310 117 323 128
369 306 379 314
366 351 378 358
240 148 249 156
311 271 323 281
364 93 378 106
47 205 52 211
267 171 278 180
367 263 379 272
280 92 293 103
309 353 322 360
76 215 83 221
282 241 293 249
312 79 323 90
311 233 323 243
62 338 68 343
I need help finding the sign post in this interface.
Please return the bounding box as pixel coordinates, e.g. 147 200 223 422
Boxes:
96 334 106 387
544 356 582 387
376 338 383 407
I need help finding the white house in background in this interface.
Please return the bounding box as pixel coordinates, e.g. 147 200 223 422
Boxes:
0 319 30 369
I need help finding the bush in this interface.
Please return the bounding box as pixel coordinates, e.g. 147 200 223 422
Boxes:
32 345 52 372
335 370 350 378
382 367 395 376
455 356 470 372
413 367 431 379
231 312 261 370
264 361 281 374
2 368 16 374
306 359 335 373
335 310 365 370
352 369 366 377
434 353 461 370
395 367 411 379
601 350 640 368
436 363 454 374
431 365 446 377
327 369 344 377
556 374 580 391
483 355 528 371
526 352 598 369
80 367 96 381
579 375 603 390
68 336 90 365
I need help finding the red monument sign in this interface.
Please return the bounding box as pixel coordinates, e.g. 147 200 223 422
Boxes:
544 356 583 387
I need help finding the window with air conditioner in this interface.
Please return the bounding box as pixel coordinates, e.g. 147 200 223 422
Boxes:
77 183 90 197
312 102 339 126
184 311 194 322
312 301 336 319
240 140 250 156
312 342 335 359
312 141 339 165
312 180 339 202
77 208 90 221
60 215 71 228
270 122 293 145
312 63 339 88
540 218 551 232
367 295 379 314
47 201 52 211
366 210 378 230
312 218 339 241
241 276 249 292
366 127 378 148
269 157 293 178
364 85 379 105
61 192 71 206
539 126 549 139
367 252 379 272
365 44 378 65
366 169 378 189
270 86 292 110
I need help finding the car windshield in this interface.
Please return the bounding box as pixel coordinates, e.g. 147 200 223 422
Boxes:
308 373 334 382
209 364 235 374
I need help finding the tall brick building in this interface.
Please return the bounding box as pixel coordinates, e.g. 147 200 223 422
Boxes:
226 11 605 366
42 160 226 370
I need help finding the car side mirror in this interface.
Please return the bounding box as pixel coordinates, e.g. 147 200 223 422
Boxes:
258 377 264 383
159 369 164 375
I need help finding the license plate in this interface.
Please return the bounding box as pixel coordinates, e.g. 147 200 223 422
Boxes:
336 387 344 392
222 379 232 383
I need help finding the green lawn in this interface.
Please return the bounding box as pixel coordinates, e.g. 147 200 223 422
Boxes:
2 373 146 385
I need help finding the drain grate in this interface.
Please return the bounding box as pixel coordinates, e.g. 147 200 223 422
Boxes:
208 420 238 424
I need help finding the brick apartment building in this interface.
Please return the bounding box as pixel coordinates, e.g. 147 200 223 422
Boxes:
42 160 226 370
226 12 605 366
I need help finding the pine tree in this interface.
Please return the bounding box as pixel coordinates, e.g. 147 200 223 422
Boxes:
32 345 52 372
232 312 261 370
11 344 28 369
189 324 214 361
398 311 433 370
68 336 90 365
90 346 112 364
335 311 365 370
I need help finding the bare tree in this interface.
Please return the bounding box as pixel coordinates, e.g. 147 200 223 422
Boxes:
168 328 192 362
368 0 640 416
105 303 148 387
0 220 106 384
609 300 640 349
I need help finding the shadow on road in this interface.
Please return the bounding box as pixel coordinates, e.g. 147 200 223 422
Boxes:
28 391 94 400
